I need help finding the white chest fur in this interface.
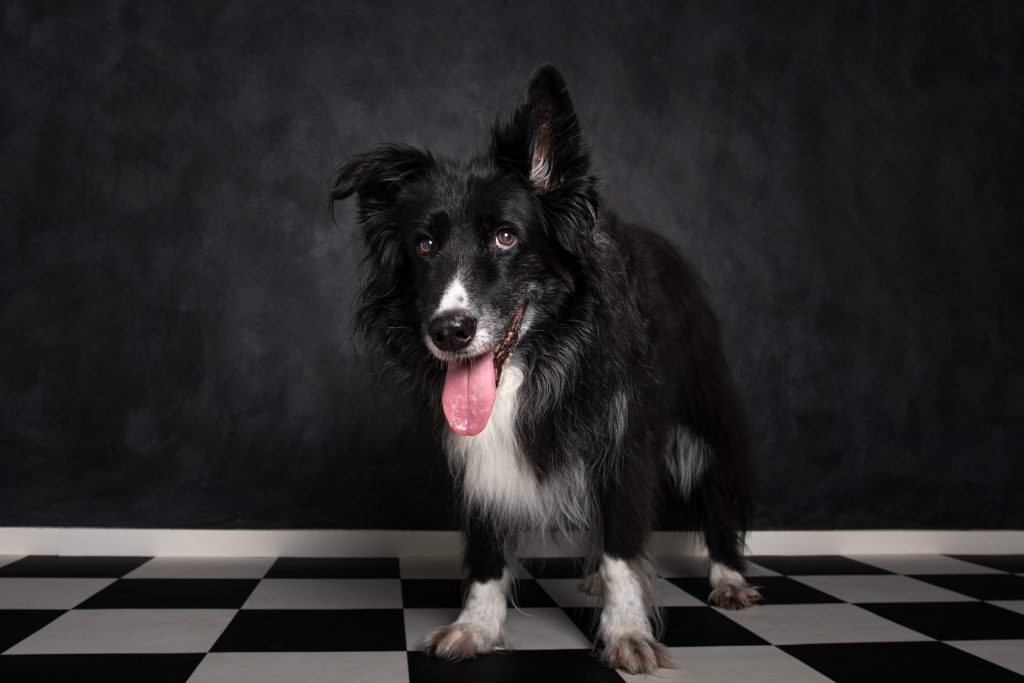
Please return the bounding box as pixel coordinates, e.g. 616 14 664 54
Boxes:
444 364 591 532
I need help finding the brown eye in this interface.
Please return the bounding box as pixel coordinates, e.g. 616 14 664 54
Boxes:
417 237 434 255
495 227 518 249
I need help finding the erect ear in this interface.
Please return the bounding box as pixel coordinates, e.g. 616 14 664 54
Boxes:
491 65 591 194
330 144 432 217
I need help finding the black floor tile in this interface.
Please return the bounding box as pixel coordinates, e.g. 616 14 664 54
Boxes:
562 606 767 647
783 642 1024 683
951 555 1024 573
401 579 466 608
660 605 769 646
749 555 892 575
0 654 203 683
0 610 63 652
211 609 406 651
401 579 556 608
77 579 259 609
407 649 625 683
911 573 1024 601
520 558 587 579
861 601 1024 640
0 556 150 578
265 557 400 578
668 575 843 605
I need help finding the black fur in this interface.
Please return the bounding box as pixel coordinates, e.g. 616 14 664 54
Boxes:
332 66 757 671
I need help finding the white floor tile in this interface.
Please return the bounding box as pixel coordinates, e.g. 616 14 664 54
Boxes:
792 574 975 603
504 608 592 650
947 640 1024 676
619 645 834 683
6 609 236 654
848 554 1005 575
242 579 401 609
127 557 275 579
718 603 932 645
187 652 410 683
403 607 591 651
0 578 114 609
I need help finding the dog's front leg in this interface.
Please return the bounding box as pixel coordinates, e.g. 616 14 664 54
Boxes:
423 518 509 660
596 478 671 674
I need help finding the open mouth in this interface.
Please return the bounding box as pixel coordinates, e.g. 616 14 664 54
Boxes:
440 304 526 436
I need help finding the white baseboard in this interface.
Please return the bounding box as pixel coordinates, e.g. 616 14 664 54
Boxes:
0 528 1022 558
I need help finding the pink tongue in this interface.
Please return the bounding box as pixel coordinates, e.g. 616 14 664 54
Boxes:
442 352 497 436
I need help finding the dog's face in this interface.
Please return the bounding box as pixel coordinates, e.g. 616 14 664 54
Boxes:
333 66 597 433
396 158 552 363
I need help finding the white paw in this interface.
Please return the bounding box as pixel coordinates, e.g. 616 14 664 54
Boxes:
601 631 672 674
709 583 762 610
422 622 502 660
708 562 762 610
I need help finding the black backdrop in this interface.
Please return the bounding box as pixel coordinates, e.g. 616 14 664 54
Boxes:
2 1 1021 530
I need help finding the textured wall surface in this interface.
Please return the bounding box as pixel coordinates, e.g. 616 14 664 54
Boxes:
1 1 1021 529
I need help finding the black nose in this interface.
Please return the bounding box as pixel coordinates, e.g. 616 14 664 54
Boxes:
429 313 477 352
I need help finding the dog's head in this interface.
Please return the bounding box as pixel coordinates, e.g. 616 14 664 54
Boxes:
332 66 598 435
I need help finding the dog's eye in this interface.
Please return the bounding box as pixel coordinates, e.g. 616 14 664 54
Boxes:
495 228 518 249
416 237 434 255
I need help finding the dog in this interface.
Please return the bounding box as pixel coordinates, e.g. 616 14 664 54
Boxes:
330 66 760 674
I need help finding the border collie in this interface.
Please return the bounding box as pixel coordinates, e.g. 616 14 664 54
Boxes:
331 66 760 674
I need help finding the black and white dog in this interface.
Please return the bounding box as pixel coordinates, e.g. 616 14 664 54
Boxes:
331 66 760 674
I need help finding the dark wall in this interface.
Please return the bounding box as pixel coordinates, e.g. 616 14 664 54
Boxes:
2 1 1021 530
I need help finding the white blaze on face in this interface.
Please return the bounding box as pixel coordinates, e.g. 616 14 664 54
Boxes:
435 275 469 315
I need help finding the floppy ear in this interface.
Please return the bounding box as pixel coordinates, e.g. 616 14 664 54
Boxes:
330 144 432 218
490 65 591 194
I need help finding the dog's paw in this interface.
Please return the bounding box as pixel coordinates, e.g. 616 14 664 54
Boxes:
601 632 672 674
709 583 762 610
422 622 501 660
579 572 603 596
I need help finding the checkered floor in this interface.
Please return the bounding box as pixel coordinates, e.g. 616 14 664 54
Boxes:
1 554 1023 682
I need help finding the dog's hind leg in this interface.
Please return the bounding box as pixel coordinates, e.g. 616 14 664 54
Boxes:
692 459 762 610
673 358 762 610
423 518 511 660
